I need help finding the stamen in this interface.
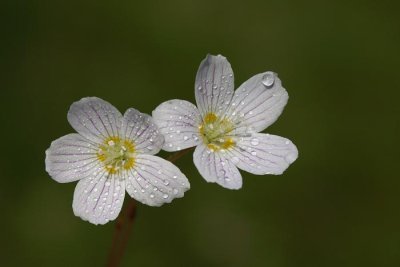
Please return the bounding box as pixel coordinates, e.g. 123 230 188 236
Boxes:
199 112 236 152
97 137 136 174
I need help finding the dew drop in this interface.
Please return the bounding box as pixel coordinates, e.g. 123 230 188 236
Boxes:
231 156 240 164
261 72 275 88
162 194 169 199
285 153 297 163
250 138 259 146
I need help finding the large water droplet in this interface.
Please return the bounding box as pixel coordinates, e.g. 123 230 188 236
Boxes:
261 72 275 88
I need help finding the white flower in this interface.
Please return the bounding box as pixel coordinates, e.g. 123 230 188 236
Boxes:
153 54 298 190
45 97 190 225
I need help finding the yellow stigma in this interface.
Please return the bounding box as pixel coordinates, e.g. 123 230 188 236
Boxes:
97 136 135 174
199 112 236 152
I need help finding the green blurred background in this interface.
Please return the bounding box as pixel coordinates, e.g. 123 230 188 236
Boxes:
1 0 399 266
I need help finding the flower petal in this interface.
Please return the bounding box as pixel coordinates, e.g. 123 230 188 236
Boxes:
45 134 100 183
227 72 288 133
68 97 123 143
120 108 164 155
72 172 125 225
152 99 202 152
193 144 242 189
125 154 190 206
227 133 298 175
195 54 235 117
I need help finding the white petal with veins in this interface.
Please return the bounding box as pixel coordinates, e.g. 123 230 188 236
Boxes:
45 133 100 183
73 172 125 225
195 55 235 117
227 72 288 133
68 97 123 143
120 108 164 155
227 133 298 175
153 99 202 151
193 144 242 189
125 154 190 206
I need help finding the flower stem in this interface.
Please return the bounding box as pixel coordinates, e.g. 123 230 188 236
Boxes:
106 147 194 267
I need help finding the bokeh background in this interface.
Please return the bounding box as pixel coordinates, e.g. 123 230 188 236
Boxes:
2 0 400 266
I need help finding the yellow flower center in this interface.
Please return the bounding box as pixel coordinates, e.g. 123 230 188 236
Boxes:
97 136 135 174
199 112 236 152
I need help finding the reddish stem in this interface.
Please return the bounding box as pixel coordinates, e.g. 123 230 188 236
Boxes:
106 147 193 267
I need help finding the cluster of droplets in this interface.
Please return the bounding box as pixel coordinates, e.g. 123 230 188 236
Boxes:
231 134 296 175
197 72 234 114
81 175 125 224
72 100 122 139
160 100 201 151
126 165 187 205
122 112 163 154
199 150 235 185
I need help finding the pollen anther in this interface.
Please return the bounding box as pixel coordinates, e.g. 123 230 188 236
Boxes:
97 137 135 174
200 112 236 151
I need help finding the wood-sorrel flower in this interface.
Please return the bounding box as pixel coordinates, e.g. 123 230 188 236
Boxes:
153 55 298 189
46 97 190 225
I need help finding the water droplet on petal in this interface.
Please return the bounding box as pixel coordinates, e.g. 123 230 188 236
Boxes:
285 152 297 163
261 72 275 88
163 194 169 199
231 156 240 164
250 138 259 146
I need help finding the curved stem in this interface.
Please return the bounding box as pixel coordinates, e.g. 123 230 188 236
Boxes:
106 147 194 267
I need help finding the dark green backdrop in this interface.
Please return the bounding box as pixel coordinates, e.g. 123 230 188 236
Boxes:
2 0 399 266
